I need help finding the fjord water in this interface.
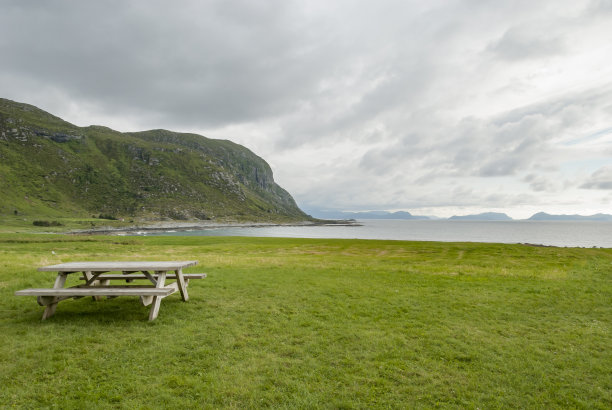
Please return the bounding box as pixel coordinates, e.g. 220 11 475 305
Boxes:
147 219 612 248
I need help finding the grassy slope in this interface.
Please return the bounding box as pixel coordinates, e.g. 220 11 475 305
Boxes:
0 234 610 408
0 98 308 223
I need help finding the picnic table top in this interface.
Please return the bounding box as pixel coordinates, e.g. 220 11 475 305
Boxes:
37 261 198 272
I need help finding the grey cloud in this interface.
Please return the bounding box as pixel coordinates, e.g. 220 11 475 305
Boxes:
474 115 550 177
487 26 566 61
485 1 610 62
397 189 539 210
587 0 612 14
0 0 333 128
580 166 612 189
356 84 612 190
277 62 437 150
296 176 539 211
4 0 448 135
523 174 559 192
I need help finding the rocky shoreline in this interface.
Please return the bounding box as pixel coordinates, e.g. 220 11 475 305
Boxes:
69 219 360 235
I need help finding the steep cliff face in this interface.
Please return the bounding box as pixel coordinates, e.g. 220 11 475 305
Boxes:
0 98 309 221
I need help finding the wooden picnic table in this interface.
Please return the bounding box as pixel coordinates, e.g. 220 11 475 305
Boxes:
15 261 205 321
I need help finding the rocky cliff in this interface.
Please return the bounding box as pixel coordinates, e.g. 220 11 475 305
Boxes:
0 98 309 222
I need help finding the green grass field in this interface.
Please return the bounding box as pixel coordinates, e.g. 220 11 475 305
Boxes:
1 234 610 408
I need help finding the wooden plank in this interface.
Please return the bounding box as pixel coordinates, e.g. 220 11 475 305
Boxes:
141 271 158 285
38 261 197 272
83 271 105 287
83 270 103 301
99 278 113 299
141 282 179 306
148 271 167 321
42 272 67 320
162 281 179 295
77 285 157 289
78 273 206 280
37 295 72 306
175 267 189 302
140 295 153 307
15 287 174 297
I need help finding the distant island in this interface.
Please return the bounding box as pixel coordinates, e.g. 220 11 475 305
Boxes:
527 212 612 221
306 210 431 220
307 209 612 222
449 212 512 221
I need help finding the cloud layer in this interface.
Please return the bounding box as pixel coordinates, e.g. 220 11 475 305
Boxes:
1 0 611 217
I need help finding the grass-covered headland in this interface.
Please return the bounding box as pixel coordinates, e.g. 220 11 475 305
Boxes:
0 98 308 222
1 234 610 408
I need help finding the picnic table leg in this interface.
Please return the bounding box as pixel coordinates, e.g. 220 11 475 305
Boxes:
148 271 167 321
140 271 157 306
100 278 112 299
175 267 189 302
83 270 105 301
41 272 68 320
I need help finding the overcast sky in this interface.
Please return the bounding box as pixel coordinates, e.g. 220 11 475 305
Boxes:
2 0 611 218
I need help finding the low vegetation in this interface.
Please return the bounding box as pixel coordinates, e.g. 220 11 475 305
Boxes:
1 234 610 408
0 98 308 222
32 220 64 227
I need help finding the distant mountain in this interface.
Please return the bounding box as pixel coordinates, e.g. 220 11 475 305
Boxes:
306 210 431 220
306 209 612 222
0 98 309 221
449 212 513 221
527 212 612 221
349 211 431 220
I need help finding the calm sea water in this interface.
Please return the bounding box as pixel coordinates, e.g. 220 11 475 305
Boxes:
143 219 612 248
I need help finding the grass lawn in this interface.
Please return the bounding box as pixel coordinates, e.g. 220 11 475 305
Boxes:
0 234 610 408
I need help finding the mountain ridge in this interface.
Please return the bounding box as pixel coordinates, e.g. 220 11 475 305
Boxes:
0 98 309 222
527 212 612 221
306 209 612 221
306 210 432 220
449 212 513 221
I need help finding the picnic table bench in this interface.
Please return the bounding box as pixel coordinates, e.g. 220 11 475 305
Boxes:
15 261 205 321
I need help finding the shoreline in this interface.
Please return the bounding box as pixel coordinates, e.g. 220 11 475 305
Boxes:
37 219 609 248
68 219 361 235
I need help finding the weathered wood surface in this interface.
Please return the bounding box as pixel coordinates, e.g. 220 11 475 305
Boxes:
38 261 198 272
41 272 67 320
83 271 105 287
37 295 72 306
83 270 103 301
140 282 181 306
175 267 189 302
149 271 167 320
15 287 175 297
18 260 200 321
78 273 207 280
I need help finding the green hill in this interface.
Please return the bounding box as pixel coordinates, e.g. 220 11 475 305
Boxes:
0 98 309 222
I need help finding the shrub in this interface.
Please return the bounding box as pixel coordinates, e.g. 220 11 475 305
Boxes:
32 220 63 227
